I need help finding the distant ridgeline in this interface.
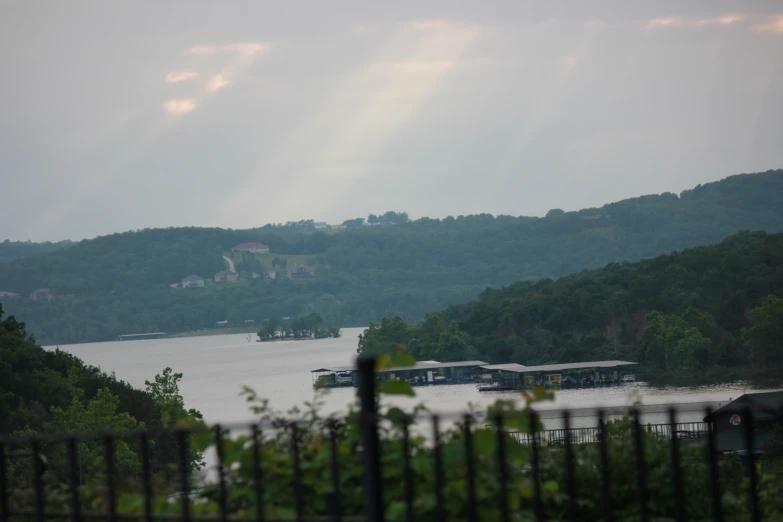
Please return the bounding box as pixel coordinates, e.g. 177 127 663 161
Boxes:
0 239 73 263
1 169 783 344
358 231 783 378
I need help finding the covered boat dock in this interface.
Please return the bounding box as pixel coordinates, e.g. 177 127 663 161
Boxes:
312 360 488 388
115 332 167 341
478 360 637 390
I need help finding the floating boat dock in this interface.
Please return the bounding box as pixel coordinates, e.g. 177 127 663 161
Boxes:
115 332 167 341
312 359 638 390
476 360 638 391
312 360 488 388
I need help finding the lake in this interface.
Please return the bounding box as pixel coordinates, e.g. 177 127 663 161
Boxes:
49 328 782 429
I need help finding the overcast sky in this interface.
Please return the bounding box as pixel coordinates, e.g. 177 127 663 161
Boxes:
1 1 782 241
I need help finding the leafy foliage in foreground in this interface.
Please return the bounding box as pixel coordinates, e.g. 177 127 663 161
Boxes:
3 170 783 343
5 378 783 521
0 305 203 482
358 232 783 377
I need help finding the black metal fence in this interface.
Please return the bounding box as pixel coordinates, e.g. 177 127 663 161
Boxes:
507 421 709 446
1 356 781 522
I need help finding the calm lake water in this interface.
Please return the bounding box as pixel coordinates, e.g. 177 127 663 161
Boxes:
48 328 782 429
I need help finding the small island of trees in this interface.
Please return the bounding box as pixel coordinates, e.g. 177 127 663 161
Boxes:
257 312 341 341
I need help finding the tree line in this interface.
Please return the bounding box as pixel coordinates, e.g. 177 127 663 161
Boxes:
0 304 203 483
358 231 783 378
2 169 783 344
257 312 341 340
0 239 73 263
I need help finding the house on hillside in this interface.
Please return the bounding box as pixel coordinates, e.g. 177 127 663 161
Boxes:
704 392 783 453
214 270 239 283
252 268 276 280
0 291 20 303
288 264 315 280
581 214 612 227
232 242 270 254
29 288 53 301
182 274 205 288
314 222 329 230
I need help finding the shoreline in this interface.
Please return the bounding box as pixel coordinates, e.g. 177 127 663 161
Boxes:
168 327 258 338
258 335 341 342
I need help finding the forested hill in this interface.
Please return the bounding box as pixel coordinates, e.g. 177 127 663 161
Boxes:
0 304 203 480
0 239 73 263
1 169 783 344
358 231 783 377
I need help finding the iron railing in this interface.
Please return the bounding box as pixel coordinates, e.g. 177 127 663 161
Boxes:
0 355 781 522
507 421 709 446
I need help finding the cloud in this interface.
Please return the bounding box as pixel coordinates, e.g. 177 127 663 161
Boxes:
372 61 454 75
207 74 230 92
408 19 455 31
697 14 747 26
561 55 579 73
645 17 683 30
165 71 199 83
187 45 217 55
407 18 480 33
752 15 783 33
351 23 374 34
186 42 272 56
222 42 271 56
584 20 608 29
163 98 196 115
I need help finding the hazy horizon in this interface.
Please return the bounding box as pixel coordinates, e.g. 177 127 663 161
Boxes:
2 1 782 241
2 168 781 244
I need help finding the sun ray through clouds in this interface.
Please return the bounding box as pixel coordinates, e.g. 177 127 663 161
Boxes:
219 19 481 222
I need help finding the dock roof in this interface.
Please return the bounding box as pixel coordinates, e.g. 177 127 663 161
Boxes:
312 360 488 374
705 391 783 420
481 363 527 372
481 360 637 373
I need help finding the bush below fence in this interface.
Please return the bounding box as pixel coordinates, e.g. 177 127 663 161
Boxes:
1 356 783 522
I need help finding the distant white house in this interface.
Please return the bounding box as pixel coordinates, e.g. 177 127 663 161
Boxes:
29 288 53 301
182 274 205 288
0 291 20 303
215 270 239 283
232 242 270 254
252 268 277 280
314 222 329 229
287 264 315 280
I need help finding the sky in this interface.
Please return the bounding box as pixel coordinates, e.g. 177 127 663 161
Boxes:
1 1 782 241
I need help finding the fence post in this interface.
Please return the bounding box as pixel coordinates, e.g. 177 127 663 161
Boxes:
358 356 384 522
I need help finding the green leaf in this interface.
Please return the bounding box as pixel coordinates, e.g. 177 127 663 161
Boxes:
190 430 215 453
376 354 393 371
472 429 496 453
385 406 411 423
390 352 416 368
381 380 416 397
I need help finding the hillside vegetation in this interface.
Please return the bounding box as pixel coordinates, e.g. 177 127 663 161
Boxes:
0 303 203 483
2 169 783 344
358 231 783 378
0 239 73 263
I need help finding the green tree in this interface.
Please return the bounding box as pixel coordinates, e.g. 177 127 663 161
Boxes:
342 218 365 228
144 368 203 426
641 312 711 374
745 294 783 367
260 316 279 340
46 386 142 481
